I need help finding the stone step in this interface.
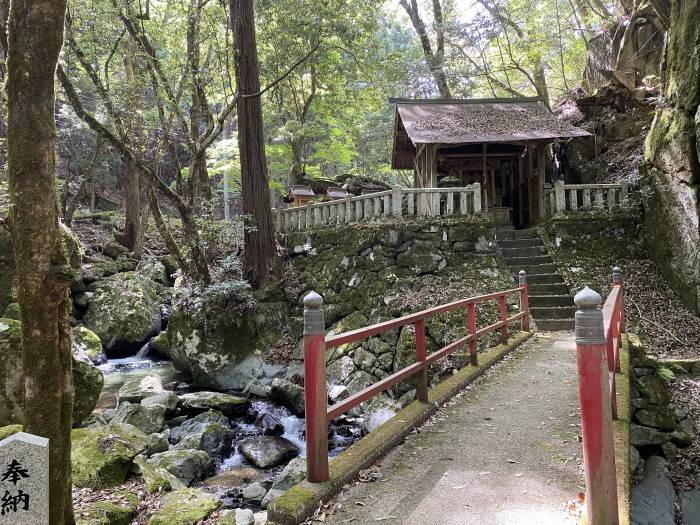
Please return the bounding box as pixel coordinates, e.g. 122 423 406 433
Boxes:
530 306 576 319
509 264 558 275
528 295 575 307
504 255 553 266
501 246 547 258
524 273 565 285
536 318 575 331
499 238 544 249
528 283 571 296
495 228 538 241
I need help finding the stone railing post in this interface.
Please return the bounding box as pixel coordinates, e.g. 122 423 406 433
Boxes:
554 180 566 213
619 181 628 206
391 185 402 217
574 286 619 525
471 182 481 213
303 291 329 483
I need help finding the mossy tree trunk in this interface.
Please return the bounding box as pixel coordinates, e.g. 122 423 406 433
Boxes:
6 0 74 523
644 0 700 313
231 0 276 287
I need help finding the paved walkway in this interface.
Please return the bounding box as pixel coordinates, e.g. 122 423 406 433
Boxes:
324 333 585 525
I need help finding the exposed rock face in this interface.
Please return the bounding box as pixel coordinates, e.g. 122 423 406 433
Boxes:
84 270 162 354
0 318 103 426
644 0 700 313
166 302 288 390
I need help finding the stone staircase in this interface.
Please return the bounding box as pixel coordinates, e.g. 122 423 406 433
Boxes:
496 227 575 331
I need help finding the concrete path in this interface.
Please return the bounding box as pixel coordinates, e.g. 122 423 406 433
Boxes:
324 333 585 525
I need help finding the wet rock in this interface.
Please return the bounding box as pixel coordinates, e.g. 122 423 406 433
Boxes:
173 422 234 463
142 391 179 415
177 391 248 418
631 456 675 525
242 481 267 502
630 424 671 446
634 407 678 430
83 270 162 354
112 402 166 435
238 436 300 469
72 325 107 365
149 331 170 359
270 378 305 416
147 449 215 486
118 375 164 404
71 425 149 489
255 412 284 436
148 488 222 525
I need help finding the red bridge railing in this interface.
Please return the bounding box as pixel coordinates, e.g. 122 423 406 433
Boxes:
302 270 530 483
574 267 624 525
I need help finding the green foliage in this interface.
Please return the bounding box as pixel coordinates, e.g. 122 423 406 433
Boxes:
656 365 675 382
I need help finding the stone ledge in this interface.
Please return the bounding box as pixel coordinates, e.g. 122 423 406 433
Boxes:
267 330 533 525
614 334 633 525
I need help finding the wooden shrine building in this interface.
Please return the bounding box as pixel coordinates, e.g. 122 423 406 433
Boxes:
390 97 590 227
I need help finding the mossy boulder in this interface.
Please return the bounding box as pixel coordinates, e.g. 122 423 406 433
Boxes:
166 303 288 390
147 449 215 486
75 493 138 525
71 424 149 489
0 318 104 426
177 391 249 418
0 425 21 440
148 488 222 525
84 271 162 354
131 455 186 494
72 325 107 365
1 303 20 320
112 402 166 435
149 331 170 359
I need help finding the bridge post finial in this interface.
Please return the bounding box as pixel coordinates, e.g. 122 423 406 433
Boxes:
518 269 527 286
518 270 529 331
612 266 622 285
574 287 604 345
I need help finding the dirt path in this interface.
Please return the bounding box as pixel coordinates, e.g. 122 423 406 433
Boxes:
323 333 585 525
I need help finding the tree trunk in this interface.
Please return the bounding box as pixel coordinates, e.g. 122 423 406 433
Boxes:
644 0 700 313
6 0 74 523
288 137 304 185
231 0 276 287
123 37 143 253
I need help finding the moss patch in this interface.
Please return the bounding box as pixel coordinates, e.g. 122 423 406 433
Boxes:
0 424 21 441
147 488 222 525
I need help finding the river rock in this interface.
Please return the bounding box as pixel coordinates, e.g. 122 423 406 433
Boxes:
270 457 306 492
144 431 170 457
166 303 288 390
270 378 305 416
631 456 675 525
147 449 215 486
83 270 162 354
177 391 249 418
142 391 179 415
75 493 138 525
149 331 171 359
261 489 285 510
255 412 284 436
170 410 229 441
118 375 164 404
0 318 103 426
242 481 267 502
238 436 299 469
71 325 107 365
148 488 222 525
112 401 166 435
173 422 234 463
131 455 186 494
71 424 149 489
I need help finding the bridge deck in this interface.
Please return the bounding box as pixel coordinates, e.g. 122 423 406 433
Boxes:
323 333 584 525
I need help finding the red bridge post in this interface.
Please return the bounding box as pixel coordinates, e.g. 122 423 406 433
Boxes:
303 291 330 483
574 286 619 525
518 270 529 331
415 319 429 402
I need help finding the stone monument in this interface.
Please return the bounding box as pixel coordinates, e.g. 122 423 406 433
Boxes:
0 432 48 525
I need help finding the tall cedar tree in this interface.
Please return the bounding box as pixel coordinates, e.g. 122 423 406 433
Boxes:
6 0 74 522
230 0 276 287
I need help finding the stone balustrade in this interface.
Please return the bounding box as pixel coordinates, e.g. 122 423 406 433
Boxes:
274 183 482 233
544 181 629 216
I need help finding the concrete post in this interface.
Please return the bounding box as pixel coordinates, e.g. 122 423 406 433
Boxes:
574 287 619 525
303 291 329 483
391 185 402 217
518 270 529 331
554 180 566 213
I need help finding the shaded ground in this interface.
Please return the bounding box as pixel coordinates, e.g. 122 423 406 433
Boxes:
319 333 584 525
